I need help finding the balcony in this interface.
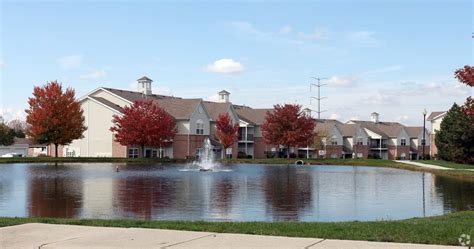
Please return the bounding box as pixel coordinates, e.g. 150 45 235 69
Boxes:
238 133 254 142
370 142 388 149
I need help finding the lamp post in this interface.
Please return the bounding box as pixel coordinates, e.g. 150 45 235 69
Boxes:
422 109 427 160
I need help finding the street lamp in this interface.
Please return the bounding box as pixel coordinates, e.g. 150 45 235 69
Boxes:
422 109 427 160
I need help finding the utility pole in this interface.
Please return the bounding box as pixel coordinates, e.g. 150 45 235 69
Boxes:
310 77 327 119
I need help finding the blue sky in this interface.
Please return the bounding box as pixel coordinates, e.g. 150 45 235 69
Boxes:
0 0 472 126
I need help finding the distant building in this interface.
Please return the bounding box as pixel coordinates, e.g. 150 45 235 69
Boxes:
55 76 429 160
0 138 30 157
427 111 447 159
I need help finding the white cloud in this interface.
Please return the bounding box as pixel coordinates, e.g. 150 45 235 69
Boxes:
205 58 245 74
361 93 399 105
229 22 269 37
326 75 357 87
349 116 360 121
329 113 341 120
57 55 83 70
396 115 410 122
346 31 380 46
80 69 107 79
0 107 26 121
152 86 172 96
207 93 220 102
279 25 292 34
396 81 471 97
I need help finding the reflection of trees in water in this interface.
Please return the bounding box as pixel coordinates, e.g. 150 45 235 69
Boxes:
434 176 474 212
114 177 176 219
263 166 313 221
210 177 237 215
27 165 83 218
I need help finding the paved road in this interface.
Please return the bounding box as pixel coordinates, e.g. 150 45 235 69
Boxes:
0 223 462 248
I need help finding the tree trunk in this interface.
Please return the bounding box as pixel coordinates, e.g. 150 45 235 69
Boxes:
287 145 290 159
54 143 58 158
141 144 145 158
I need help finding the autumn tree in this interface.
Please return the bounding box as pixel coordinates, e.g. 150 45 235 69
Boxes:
26 81 86 157
261 104 316 159
0 123 15 146
215 113 239 158
110 100 177 158
455 65 474 87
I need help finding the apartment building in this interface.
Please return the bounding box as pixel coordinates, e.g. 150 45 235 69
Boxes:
427 111 446 158
57 76 429 160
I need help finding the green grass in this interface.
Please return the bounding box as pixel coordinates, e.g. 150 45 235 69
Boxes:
1 211 474 246
417 160 474 170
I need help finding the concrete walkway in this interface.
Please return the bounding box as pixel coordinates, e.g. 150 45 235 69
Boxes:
0 223 461 248
394 160 474 171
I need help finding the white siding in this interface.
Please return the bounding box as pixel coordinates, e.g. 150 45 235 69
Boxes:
67 98 119 157
189 103 211 135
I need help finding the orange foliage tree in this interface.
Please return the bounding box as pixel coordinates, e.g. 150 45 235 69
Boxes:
261 104 315 158
454 65 474 119
215 113 239 158
26 81 86 157
110 100 177 157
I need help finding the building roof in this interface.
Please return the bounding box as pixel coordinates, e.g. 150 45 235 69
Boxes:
336 123 360 137
154 98 203 120
427 111 446 121
405 127 423 138
218 90 230 94
90 96 124 113
202 101 231 121
137 76 152 81
349 120 405 137
234 107 273 125
102 87 176 103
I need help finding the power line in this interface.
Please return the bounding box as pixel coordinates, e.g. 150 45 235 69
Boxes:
310 77 328 119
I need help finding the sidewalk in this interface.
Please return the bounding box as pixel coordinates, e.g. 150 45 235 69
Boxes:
394 160 474 171
0 223 461 248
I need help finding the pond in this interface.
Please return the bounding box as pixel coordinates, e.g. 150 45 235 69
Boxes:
0 163 473 222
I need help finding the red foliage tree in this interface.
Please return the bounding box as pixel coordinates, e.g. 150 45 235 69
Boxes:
26 81 86 157
261 104 316 158
215 113 239 157
454 65 474 120
110 100 177 157
455 65 474 87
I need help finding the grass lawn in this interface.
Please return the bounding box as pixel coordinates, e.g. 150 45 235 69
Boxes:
1 211 473 246
417 160 474 170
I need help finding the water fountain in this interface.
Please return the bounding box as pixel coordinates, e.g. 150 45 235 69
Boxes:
196 138 218 171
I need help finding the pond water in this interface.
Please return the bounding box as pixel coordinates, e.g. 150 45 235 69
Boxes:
0 163 473 222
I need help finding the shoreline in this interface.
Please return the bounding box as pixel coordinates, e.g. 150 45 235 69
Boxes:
1 157 473 180
1 211 473 246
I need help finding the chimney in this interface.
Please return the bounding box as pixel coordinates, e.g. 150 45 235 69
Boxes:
137 76 153 95
371 112 379 123
218 90 230 103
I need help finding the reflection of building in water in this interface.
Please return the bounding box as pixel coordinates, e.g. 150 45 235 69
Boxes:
81 178 114 218
27 165 83 218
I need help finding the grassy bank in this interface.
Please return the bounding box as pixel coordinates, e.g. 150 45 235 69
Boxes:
1 211 473 246
417 160 474 170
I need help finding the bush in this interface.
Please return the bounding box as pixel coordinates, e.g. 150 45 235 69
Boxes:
237 151 247 159
289 153 297 158
246 155 253 159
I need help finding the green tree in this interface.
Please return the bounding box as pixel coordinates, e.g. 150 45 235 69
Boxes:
435 103 474 164
0 123 15 146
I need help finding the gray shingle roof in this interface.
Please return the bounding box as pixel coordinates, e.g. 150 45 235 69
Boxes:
234 107 273 125
90 96 123 112
203 101 231 121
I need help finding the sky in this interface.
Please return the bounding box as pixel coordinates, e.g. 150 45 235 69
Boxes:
0 0 472 126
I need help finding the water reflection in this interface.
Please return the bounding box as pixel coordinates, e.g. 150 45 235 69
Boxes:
27 164 83 218
0 163 472 222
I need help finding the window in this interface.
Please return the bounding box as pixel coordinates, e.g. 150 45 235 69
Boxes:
196 120 204 135
421 139 426 146
128 148 138 158
400 153 406 160
331 153 337 159
356 137 364 145
331 140 338 146
357 153 363 158
401 138 406 146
